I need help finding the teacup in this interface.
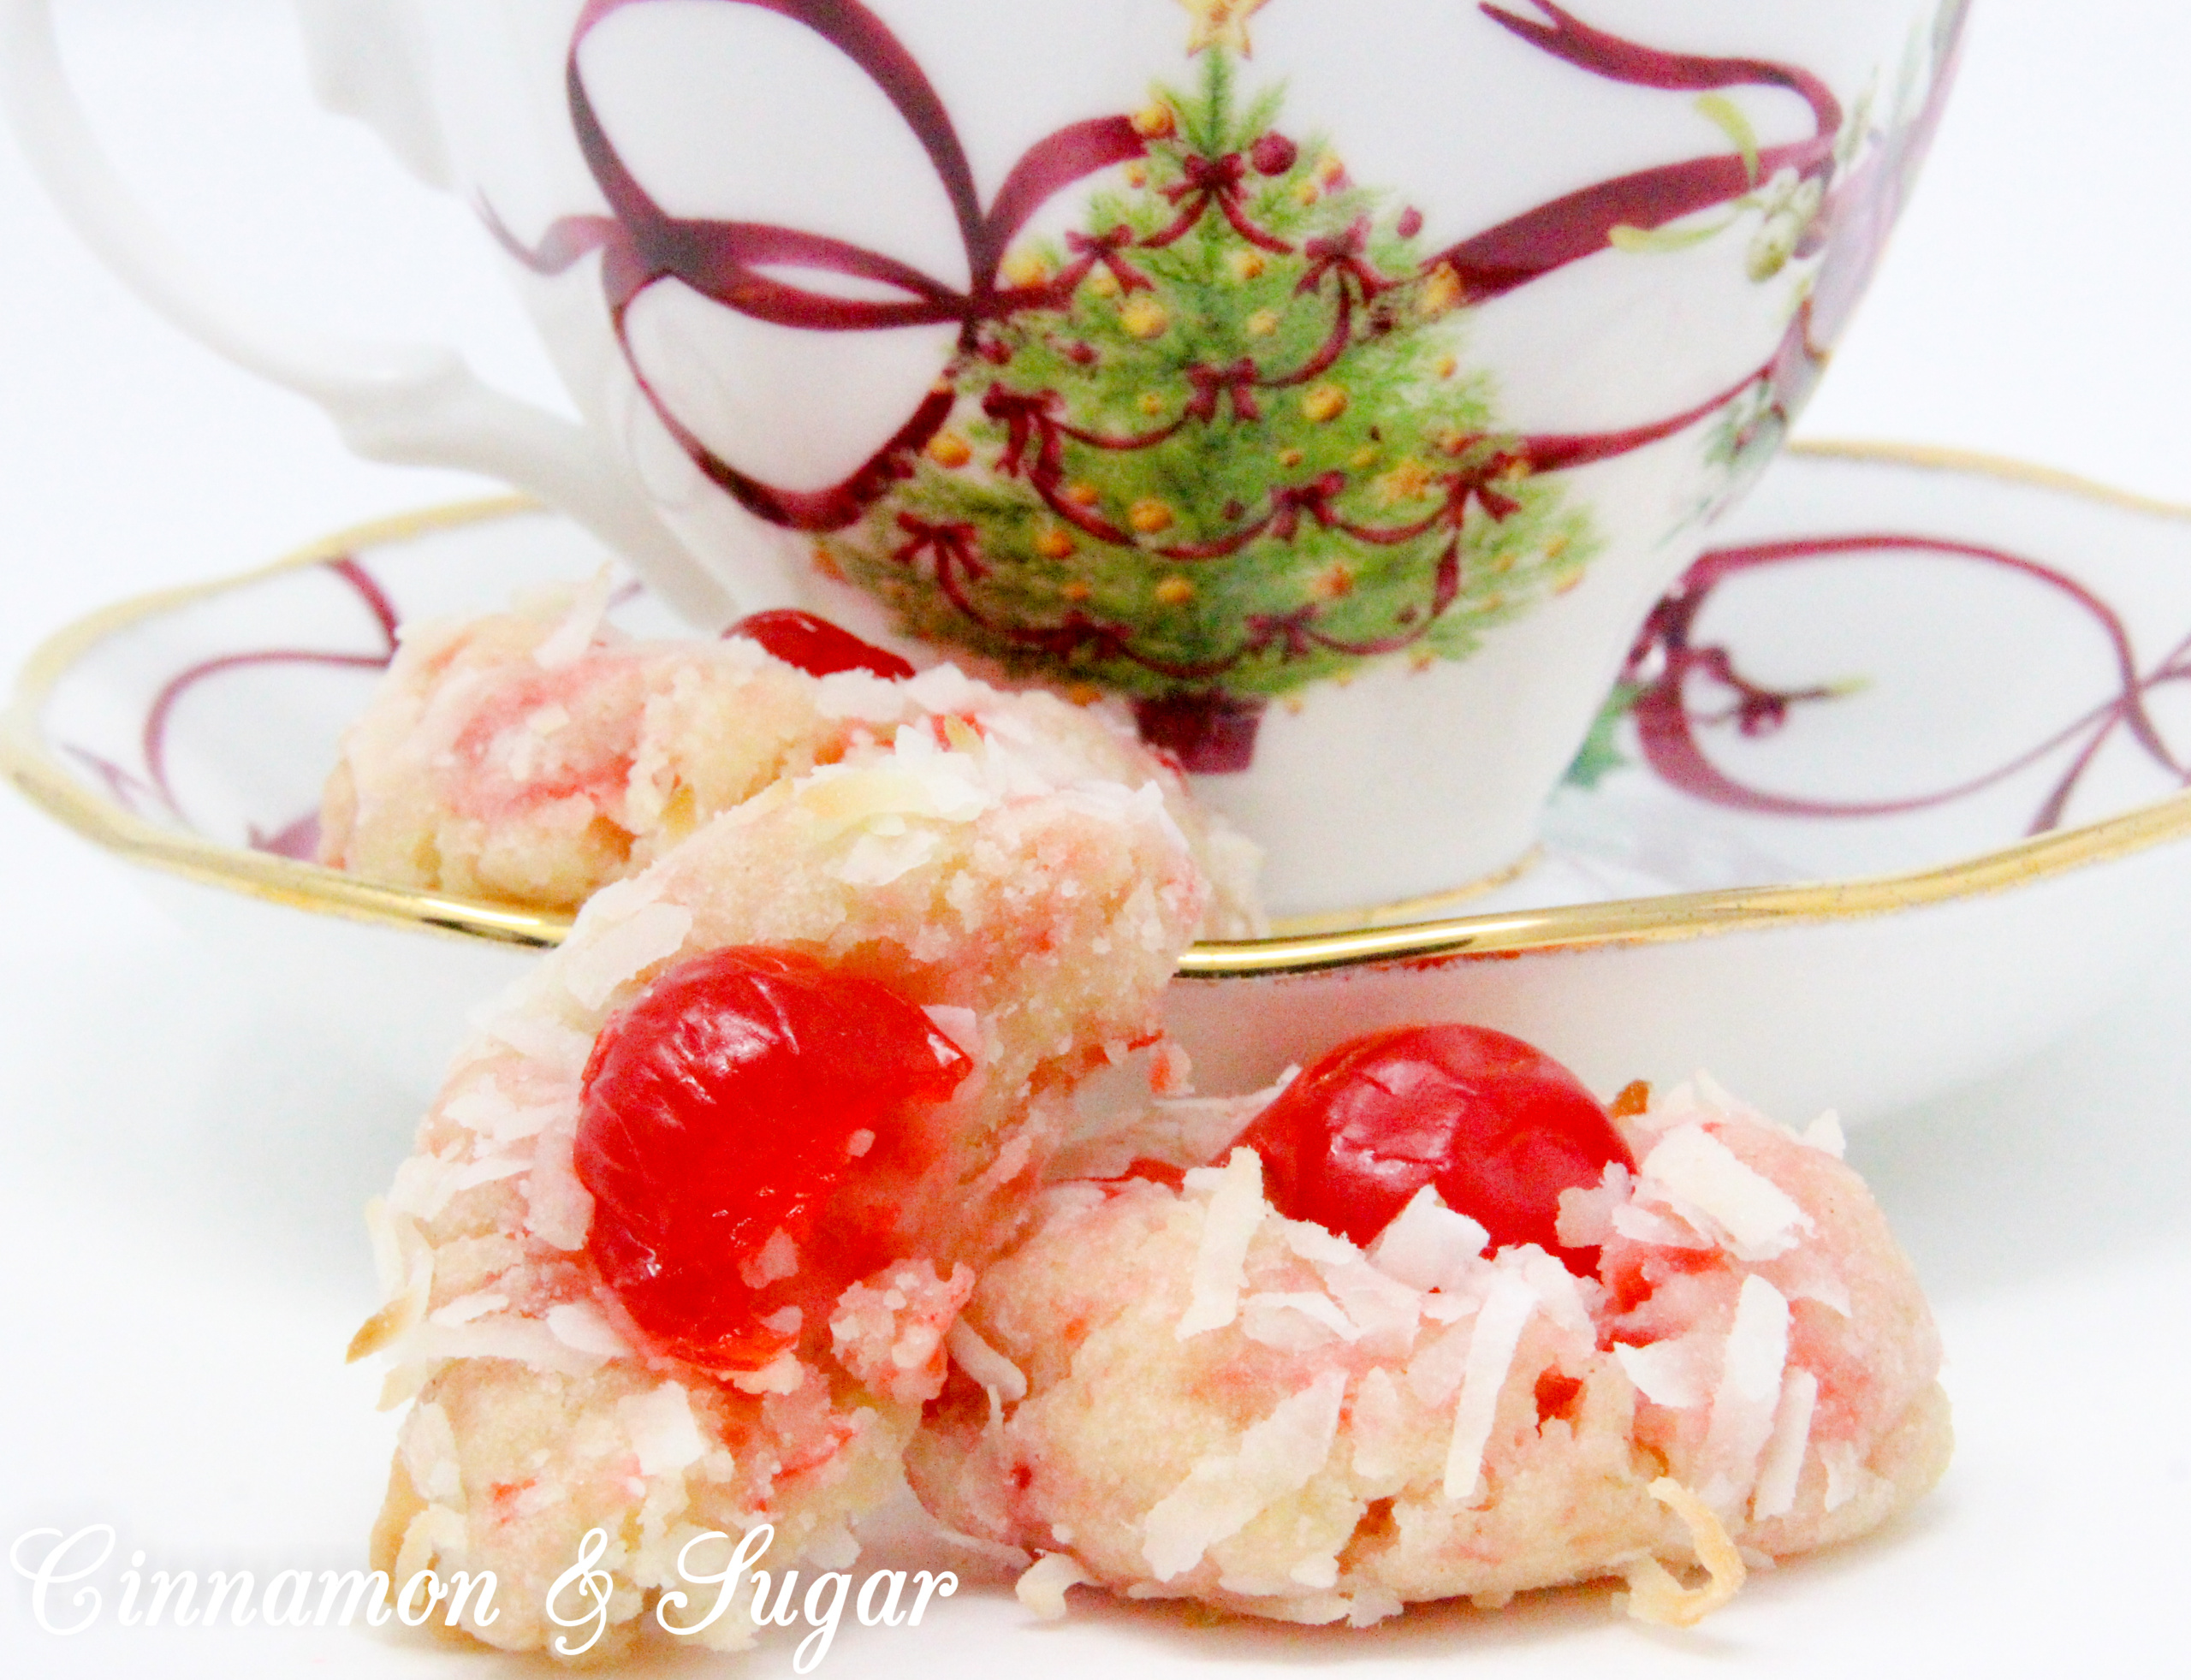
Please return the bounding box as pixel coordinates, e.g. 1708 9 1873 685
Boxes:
0 0 1966 919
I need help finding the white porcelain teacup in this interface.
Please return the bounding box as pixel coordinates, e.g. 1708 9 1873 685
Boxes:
0 0 1966 919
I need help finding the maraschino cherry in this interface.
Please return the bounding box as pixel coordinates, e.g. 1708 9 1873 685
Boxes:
575 947 971 1371
727 608 916 681
1239 1024 1634 1274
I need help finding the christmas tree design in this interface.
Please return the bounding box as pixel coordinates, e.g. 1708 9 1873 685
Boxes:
823 40 1597 765
508 0 1961 771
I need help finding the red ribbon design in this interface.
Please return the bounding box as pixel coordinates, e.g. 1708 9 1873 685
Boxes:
1436 2 1845 302
1626 528 2188 834
495 0 1148 533
1184 359 1265 425
491 0 1857 549
1060 225 1153 295
1297 217 1392 302
1149 151 1297 253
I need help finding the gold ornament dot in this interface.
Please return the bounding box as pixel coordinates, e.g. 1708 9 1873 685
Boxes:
1245 308 1282 337
1131 499 1179 535
926 432 973 468
1311 564 1357 601
1120 297 1171 340
1036 527 1078 561
1420 264 1466 318
1132 102 1178 140
1155 575 1196 604
1376 457 1436 503
1228 249 1268 282
1001 249 1052 289
1301 383 1349 423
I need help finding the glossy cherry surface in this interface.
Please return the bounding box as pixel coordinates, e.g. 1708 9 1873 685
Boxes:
727 608 916 680
575 947 970 1370
1240 1024 1635 1273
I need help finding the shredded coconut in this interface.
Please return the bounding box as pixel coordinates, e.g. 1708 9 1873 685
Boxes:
1642 1125 1814 1261
546 1300 632 1358
1614 1332 1718 1410
1821 1441 1867 1511
836 825 943 886
1142 1368 1347 1580
1176 1149 1267 1339
1309 1250 1422 1356
1621 1478 1745 1627
1347 1368 1408 1483
1699 1274 1792 1512
947 1320 1029 1403
347 1201 434 1362
727 1351 806 1396
401 1401 464 1504
1015 1553 1096 1622
524 1121 595 1252
1513 1246 1595 1339
922 1004 983 1060
1369 1185 1489 1292
1751 1368 1820 1520
430 1291 510 1329
738 1228 800 1289
618 1383 708 1476
1242 1291 1357 1350
561 900 694 1010
1443 1269 1536 1503
1801 1109 1848 1158
531 569 615 669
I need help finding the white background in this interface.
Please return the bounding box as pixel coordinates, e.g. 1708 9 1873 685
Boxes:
3 2 2188 1675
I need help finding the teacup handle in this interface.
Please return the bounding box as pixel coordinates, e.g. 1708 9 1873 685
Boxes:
0 0 739 627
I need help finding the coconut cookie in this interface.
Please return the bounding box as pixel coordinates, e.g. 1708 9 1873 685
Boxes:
349 716 1210 1655
910 1029 1950 1630
319 583 1264 935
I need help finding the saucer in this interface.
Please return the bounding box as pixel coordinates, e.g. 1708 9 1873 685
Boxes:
7 442 2190 1118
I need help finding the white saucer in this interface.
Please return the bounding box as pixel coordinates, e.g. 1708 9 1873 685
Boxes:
7 442 2191 1119
4 444 2190 1680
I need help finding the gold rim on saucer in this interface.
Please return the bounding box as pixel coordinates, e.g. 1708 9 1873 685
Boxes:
7 444 2191 978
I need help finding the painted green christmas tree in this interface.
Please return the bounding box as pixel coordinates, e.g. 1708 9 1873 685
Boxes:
827 46 1599 752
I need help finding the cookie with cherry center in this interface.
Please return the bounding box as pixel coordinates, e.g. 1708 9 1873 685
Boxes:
911 1024 1951 1629
318 585 1267 937
349 684 1216 1656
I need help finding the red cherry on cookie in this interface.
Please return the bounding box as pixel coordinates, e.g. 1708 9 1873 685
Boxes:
1239 1024 1635 1273
727 608 916 681
576 947 971 1372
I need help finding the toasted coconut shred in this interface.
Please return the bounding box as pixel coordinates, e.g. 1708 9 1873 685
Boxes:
1622 1479 1747 1627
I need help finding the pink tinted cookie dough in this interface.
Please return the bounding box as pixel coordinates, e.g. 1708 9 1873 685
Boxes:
910 1077 1950 1629
350 713 1210 1654
319 580 1265 935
